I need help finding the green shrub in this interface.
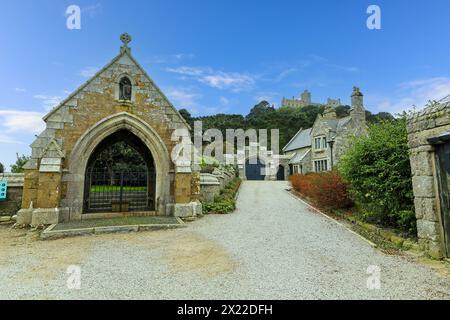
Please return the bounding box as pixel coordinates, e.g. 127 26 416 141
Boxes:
338 118 416 234
203 178 241 214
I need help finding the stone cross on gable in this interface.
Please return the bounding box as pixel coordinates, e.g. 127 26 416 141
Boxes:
120 33 132 47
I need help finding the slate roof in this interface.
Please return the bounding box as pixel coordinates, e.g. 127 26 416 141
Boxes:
282 128 312 152
289 148 311 164
283 115 353 153
321 116 352 132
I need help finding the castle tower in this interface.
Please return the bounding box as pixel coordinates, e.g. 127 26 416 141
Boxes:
301 90 312 105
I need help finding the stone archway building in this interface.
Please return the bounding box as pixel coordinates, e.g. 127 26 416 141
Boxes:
17 34 201 226
238 143 290 181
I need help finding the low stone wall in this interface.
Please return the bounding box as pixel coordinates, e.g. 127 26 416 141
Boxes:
407 100 450 258
200 166 237 202
0 173 24 216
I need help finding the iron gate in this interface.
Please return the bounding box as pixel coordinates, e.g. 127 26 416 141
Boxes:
84 170 153 213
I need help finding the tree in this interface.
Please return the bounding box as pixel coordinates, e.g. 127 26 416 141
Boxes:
0 162 4 173
335 105 351 118
179 108 193 127
180 103 395 156
338 118 415 234
245 100 275 126
366 111 395 123
10 154 30 173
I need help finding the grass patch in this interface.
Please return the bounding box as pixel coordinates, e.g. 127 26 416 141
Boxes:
90 185 147 192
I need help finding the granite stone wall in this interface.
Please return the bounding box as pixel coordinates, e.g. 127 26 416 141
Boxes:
407 101 450 258
0 173 24 216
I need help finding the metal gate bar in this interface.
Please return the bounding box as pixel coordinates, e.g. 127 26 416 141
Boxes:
85 170 151 213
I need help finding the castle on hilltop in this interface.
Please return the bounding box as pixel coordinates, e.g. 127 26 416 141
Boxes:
281 90 341 108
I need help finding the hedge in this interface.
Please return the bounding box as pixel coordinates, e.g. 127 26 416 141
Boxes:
338 118 416 235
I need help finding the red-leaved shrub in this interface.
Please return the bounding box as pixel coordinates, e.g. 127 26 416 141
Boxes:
289 171 352 209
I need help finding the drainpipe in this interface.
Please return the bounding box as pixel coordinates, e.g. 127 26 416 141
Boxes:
328 140 335 170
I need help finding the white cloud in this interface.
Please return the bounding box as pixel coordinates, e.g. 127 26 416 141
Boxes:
274 68 298 82
164 87 228 115
201 72 254 92
79 66 99 78
14 88 26 93
147 53 195 64
83 3 102 18
219 96 230 106
367 77 450 114
0 110 45 135
0 134 23 144
165 88 202 114
326 64 360 73
167 66 206 77
167 66 255 92
33 94 62 110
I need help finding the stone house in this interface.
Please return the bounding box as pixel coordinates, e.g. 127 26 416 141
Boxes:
283 87 368 174
407 97 450 258
17 34 201 227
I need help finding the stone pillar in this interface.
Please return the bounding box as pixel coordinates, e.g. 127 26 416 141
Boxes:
172 164 202 218
238 164 246 180
175 172 191 204
21 169 39 209
190 171 201 202
409 145 443 258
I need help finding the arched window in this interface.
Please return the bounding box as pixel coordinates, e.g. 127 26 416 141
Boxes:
119 77 132 101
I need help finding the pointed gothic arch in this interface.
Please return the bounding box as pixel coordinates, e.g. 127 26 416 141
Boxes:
62 112 171 219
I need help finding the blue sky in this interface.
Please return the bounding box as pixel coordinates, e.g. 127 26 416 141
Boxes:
1 0 450 169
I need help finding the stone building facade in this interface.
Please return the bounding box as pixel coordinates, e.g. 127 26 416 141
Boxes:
283 87 367 174
238 143 290 181
17 34 201 227
407 98 450 258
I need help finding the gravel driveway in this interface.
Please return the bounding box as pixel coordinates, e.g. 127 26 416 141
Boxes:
1 181 450 299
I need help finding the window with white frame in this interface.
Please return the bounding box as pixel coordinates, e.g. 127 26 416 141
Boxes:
322 137 327 149
314 159 328 172
314 136 327 150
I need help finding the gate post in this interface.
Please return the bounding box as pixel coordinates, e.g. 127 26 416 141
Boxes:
172 163 202 218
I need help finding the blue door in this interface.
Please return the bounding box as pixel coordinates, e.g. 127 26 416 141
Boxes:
246 158 265 180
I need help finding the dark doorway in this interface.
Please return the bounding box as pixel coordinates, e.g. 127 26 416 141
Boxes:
276 165 285 181
245 158 265 180
83 130 156 213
